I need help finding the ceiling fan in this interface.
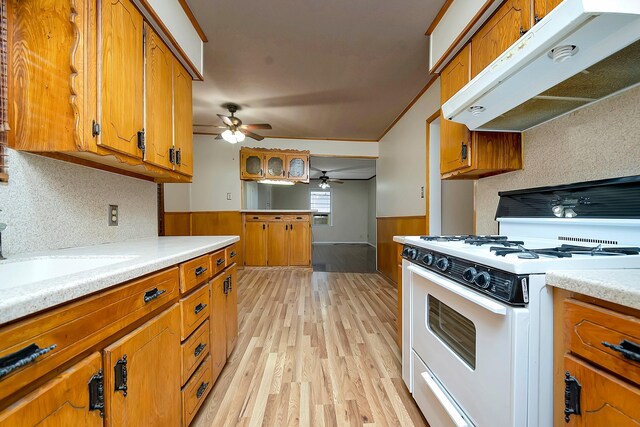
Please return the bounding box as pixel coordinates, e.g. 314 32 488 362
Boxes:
315 170 344 189
194 104 272 143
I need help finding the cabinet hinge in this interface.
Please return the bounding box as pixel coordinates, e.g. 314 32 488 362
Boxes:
88 369 105 417
137 129 146 152
114 354 128 397
169 147 176 164
564 371 581 423
519 26 527 37
92 121 101 137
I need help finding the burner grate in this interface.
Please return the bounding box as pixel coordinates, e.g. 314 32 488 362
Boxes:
491 243 640 258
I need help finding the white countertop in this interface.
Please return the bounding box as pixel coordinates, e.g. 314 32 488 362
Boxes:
547 269 640 310
0 236 239 324
393 236 406 244
240 210 316 213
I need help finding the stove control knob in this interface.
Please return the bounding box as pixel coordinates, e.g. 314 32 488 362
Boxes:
435 257 450 272
409 248 419 260
402 247 410 257
462 267 477 283
422 253 434 265
474 271 492 289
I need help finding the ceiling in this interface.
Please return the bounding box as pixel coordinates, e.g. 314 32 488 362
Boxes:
309 157 376 180
187 0 445 141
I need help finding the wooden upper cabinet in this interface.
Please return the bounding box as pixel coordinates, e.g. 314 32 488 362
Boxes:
0 353 103 427
534 0 563 23
174 59 194 176
144 24 174 170
286 153 309 182
440 44 472 175
470 0 532 78
265 152 287 179
103 305 181 427
100 0 145 158
241 149 265 179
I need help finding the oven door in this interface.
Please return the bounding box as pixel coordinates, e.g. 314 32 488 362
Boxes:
409 264 529 427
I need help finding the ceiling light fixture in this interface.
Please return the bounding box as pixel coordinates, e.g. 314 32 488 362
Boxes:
221 129 237 144
318 181 330 189
258 179 295 186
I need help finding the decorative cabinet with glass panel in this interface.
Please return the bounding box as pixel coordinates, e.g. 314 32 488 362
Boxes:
240 148 310 183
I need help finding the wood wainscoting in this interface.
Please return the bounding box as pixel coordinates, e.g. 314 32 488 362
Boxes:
164 211 244 267
377 216 427 283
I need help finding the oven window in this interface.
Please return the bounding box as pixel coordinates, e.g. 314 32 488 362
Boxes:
428 295 476 369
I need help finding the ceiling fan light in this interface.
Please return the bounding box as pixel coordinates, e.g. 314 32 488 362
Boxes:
319 181 330 189
221 129 236 143
234 130 246 142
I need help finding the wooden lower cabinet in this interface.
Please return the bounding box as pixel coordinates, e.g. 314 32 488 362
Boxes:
243 214 312 267
103 304 182 427
210 273 228 383
225 265 239 357
554 289 640 426
0 353 103 427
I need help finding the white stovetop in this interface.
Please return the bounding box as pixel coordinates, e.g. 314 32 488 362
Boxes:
0 236 239 324
402 235 640 275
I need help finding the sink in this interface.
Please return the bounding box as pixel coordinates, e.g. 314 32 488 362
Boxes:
0 256 137 289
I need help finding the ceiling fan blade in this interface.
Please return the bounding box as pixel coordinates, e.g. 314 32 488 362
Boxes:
309 165 323 172
328 179 344 184
327 164 375 173
241 123 272 130
215 134 223 140
217 114 234 127
241 129 264 141
194 124 228 129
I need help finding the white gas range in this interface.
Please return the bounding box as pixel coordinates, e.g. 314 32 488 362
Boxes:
399 176 640 427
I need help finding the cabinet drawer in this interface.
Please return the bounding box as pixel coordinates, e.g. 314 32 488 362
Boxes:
181 320 210 386
225 243 239 266
0 268 179 402
245 215 275 222
565 298 640 387
180 283 211 340
180 255 211 294
182 355 212 427
210 249 226 276
283 215 310 222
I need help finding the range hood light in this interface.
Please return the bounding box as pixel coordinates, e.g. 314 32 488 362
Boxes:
469 106 486 116
549 45 578 64
258 179 295 186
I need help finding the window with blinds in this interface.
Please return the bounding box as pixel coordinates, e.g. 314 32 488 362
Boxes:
0 0 8 182
310 190 331 225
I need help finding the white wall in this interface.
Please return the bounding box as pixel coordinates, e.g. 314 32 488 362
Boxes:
0 151 157 256
165 135 379 212
428 118 442 235
367 177 376 246
441 181 474 235
377 78 441 217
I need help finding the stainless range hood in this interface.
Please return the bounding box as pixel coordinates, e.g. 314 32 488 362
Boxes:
441 0 640 132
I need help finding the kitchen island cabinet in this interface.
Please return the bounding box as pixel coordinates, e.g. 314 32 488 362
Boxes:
0 237 239 427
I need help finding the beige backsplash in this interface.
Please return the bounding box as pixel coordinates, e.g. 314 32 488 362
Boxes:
476 86 640 234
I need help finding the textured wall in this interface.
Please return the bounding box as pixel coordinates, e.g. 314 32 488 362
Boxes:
476 86 640 234
0 151 158 256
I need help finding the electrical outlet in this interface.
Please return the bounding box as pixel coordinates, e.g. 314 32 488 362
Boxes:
227 193 232 200
421 186 425 199
108 205 118 226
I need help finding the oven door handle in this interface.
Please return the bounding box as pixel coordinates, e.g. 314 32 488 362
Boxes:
421 371 470 427
408 265 507 316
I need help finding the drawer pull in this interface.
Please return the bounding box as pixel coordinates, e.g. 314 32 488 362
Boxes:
194 266 208 277
230 251 236 258
194 303 207 315
194 343 206 357
114 355 128 397
143 288 166 304
216 258 224 266
602 339 640 362
0 343 57 379
196 381 209 399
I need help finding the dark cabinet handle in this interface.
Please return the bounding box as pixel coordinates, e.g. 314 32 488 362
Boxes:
0 343 57 379
286 224 288 230
290 224 293 230
194 303 207 315
223 278 229 295
216 258 224 266
275 216 281 219
114 355 128 396
196 381 209 399
195 266 208 277
253 216 259 219
519 26 527 37
564 371 581 422
194 343 206 357
88 369 105 417
461 142 468 160
143 288 166 303
176 149 182 165
602 340 640 362
228 275 233 292
230 251 236 258
296 217 303 219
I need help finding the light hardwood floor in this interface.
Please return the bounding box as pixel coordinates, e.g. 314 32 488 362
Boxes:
192 268 428 427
